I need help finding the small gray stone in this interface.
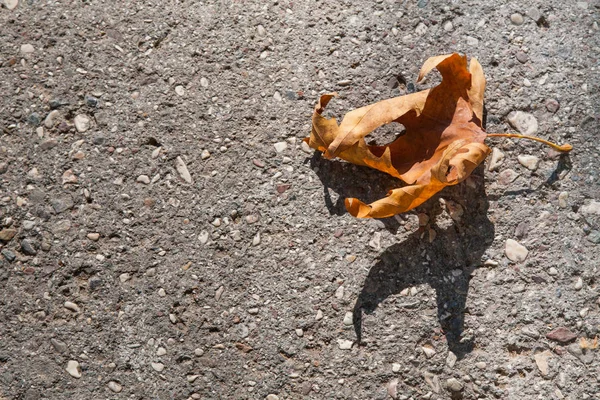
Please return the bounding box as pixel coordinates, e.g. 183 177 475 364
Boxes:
51 197 74 214
85 96 98 108
51 338 68 353
527 7 542 23
516 51 529 64
587 230 600 244
521 327 540 338
21 239 37 255
136 175 150 184
581 201 600 215
510 13 524 25
545 99 560 113
368 232 381 250
415 22 427 36
22 221 35 231
40 139 58 150
443 21 453 31
27 113 41 126
466 36 479 46
508 111 538 135
1 249 16 262
446 378 463 392
567 343 594 364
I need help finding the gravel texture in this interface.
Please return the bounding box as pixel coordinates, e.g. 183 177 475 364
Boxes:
1 0 599 399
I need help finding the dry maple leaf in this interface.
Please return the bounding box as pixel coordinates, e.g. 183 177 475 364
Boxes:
305 53 572 218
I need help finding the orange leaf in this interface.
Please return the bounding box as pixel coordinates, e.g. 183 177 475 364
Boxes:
305 53 490 218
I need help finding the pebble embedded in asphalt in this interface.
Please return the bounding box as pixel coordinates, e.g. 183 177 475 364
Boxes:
66 360 82 378
505 239 528 262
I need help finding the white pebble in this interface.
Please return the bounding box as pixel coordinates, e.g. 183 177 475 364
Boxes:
156 347 167 356
488 148 505 171
575 277 583 290
107 381 122 393
446 351 457 367
517 155 540 171
337 339 353 350
198 230 209 244
65 360 81 378
64 301 80 313
175 156 193 184
151 362 164 372
508 111 538 135
558 192 569 209
273 142 288 153
175 85 185 96
136 175 150 184
5 0 18 10
158 288 166 297
21 43 34 54
343 312 353 326
74 114 91 133
505 239 528 262
201 149 211 160
252 232 261 246
422 346 436 358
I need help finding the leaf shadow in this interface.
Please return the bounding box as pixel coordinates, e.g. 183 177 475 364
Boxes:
488 152 572 200
351 167 494 359
309 151 404 233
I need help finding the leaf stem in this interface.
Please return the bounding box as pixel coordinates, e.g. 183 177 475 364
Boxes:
486 133 572 152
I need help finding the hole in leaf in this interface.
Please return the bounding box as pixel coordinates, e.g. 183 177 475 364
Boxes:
366 122 406 147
